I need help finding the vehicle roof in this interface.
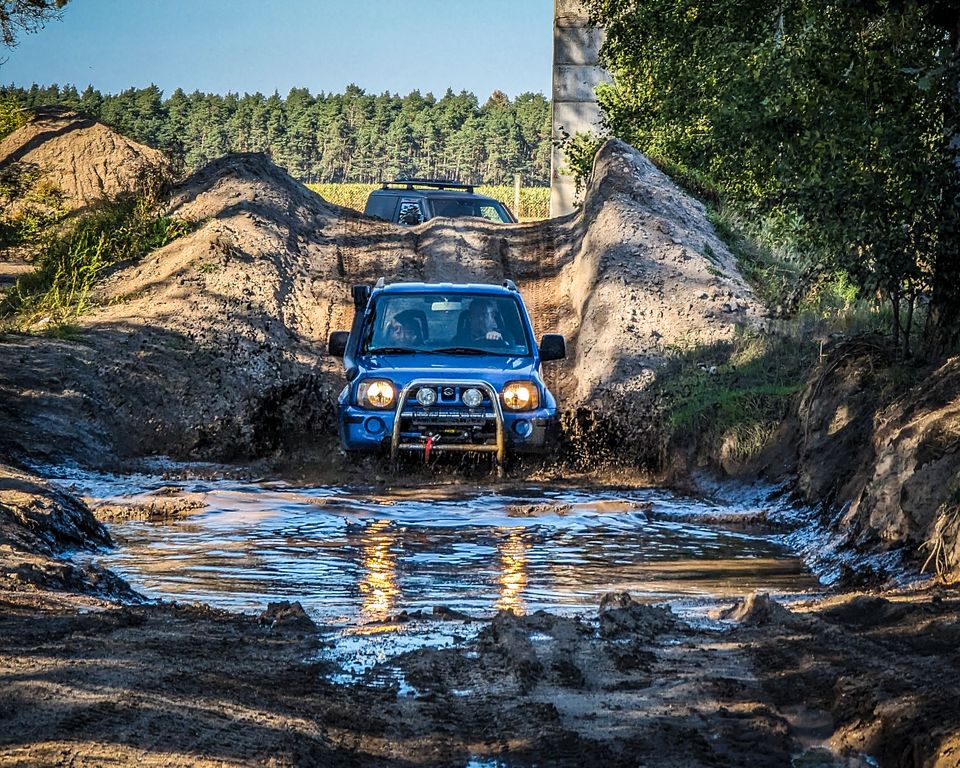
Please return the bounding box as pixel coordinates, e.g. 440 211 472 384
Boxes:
368 188 501 202
374 281 518 297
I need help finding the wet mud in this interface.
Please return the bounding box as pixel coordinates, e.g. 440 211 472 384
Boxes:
2 465 958 767
3 113 959 766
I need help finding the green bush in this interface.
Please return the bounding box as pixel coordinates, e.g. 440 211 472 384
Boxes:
657 329 816 463
1 194 190 329
0 166 67 248
0 97 28 141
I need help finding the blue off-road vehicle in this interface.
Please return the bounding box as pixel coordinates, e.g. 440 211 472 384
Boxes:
328 280 566 468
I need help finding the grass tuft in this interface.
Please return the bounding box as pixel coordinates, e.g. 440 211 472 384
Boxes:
656 329 817 464
1 192 191 330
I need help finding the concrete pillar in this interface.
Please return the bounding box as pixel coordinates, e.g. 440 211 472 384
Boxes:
550 0 610 218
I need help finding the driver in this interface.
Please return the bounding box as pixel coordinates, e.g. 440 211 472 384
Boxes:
462 299 504 343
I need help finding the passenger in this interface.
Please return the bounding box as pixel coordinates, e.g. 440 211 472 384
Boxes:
383 309 423 347
461 299 504 343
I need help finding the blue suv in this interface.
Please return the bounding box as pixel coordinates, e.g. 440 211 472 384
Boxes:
328 280 566 468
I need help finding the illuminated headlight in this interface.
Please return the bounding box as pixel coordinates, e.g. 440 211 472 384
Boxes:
462 387 483 408
502 381 539 411
357 379 395 409
416 387 437 406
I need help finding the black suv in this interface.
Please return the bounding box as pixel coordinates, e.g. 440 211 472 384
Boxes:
364 179 517 225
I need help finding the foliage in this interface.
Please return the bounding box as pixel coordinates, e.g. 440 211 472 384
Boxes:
0 94 27 139
1 193 190 329
656 329 816 463
2 83 553 187
0 162 67 246
0 0 67 48
308 183 551 220
552 129 605 198
585 0 960 355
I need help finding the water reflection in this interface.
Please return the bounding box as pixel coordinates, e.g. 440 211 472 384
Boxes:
356 519 399 623
55 471 819 623
495 529 529 613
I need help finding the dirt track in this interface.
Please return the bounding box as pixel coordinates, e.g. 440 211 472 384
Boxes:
1 111 757 469
2 565 959 766
3 111 960 766
1 465 959 767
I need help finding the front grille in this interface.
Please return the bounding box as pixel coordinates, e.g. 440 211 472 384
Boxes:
400 408 496 445
393 380 504 458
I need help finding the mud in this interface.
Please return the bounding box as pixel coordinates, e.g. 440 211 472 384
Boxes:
1 463 954 766
3 112 960 766
1 115 757 470
3 565 959 765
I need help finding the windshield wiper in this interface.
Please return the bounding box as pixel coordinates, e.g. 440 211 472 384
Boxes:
365 347 420 355
432 347 491 355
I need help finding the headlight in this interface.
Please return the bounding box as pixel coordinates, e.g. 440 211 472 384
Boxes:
357 379 395 409
502 380 539 411
462 387 483 408
416 387 437 406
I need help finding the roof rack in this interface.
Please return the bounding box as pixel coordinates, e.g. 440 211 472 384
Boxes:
502 279 518 292
380 178 475 194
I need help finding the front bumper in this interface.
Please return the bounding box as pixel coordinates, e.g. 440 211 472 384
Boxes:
338 379 557 459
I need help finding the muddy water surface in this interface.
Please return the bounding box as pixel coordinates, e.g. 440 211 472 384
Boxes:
53 469 819 624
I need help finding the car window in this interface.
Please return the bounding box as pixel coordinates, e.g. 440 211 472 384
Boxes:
362 293 531 356
431 198 511 223
478 205 507 223
397 199 425 226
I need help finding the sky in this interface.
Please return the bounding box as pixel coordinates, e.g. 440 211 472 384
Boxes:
1 0 554 99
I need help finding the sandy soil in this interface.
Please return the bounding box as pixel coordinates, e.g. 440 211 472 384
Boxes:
0 106 171 217
3 112 960 767
1 463 958 767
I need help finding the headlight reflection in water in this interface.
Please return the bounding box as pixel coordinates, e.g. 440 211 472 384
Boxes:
495 529 529 613
357 519 399 623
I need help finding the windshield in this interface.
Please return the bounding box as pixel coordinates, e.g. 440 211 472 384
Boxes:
362 292 532 356
431 198 513 224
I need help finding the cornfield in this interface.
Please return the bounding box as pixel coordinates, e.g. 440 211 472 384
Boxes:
307 183 550 221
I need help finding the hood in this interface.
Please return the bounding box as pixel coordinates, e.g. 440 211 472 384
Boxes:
358 353 540 388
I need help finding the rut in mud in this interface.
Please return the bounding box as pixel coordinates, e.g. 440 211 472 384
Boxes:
0 110 758 470
4 110 960 768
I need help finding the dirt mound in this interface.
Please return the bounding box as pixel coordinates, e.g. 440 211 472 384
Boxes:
257 600 318 632
820 595 909 627
0 463 136 598
848 357 960 576
0 106 171 214
719 592 799 626
796 343 960 579
0 137 759 469
0 463 109 552
598 591 676 638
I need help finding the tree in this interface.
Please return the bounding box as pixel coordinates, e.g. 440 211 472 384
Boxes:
0 0 68 48
587 0 959 353
1 81 553 187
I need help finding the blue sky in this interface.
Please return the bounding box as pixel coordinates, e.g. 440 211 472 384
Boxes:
1 0 554 99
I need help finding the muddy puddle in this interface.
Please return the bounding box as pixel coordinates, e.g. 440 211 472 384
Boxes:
36 468 888 767
49 467 819 619
46 467 824 688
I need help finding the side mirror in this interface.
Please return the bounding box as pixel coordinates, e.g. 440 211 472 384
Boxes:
352 284 371 308
328 331 349 357
539 334 566 362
